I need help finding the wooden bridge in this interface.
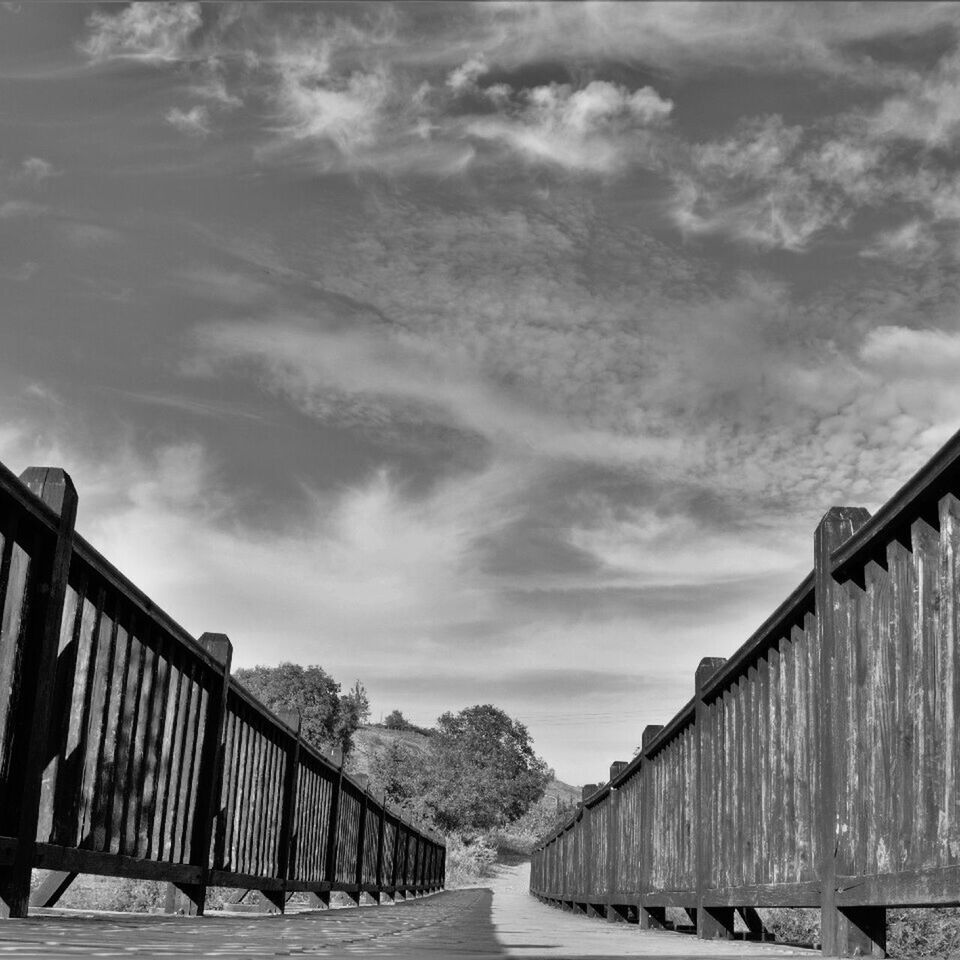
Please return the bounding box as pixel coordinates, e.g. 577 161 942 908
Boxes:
531 426 960 958
0 461 444 920
6 429 960 958
0 453 824 959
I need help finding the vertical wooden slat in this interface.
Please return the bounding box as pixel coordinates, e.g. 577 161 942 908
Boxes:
56 589 98 849
110 627 143 854
36 581 82 844
126 638 156 857
79 607 115 848
155 664 185 860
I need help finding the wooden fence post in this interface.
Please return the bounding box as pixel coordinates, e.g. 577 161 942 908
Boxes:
695 656 731 939
166 632 232 916
638 724 665 930
0 468 77 918
816 507 880 957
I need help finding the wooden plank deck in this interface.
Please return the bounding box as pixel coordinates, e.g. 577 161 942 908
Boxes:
0 864 813 958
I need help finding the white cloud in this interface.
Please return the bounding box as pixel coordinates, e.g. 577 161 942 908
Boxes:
19 157 57 181
166 104 211 137
446 54 488 94
0 420 524 668
672 116 851 250
0 199 45 219
860 325 960 378
860 219 938 261
277 57 391 154
82 1 203 64
569 505 803 588
189 318 685 468
466 79 673 173
57 221 122 247
868 49 960 147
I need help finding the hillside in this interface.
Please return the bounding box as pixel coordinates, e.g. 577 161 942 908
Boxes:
349 724 580 814
349 724 435 779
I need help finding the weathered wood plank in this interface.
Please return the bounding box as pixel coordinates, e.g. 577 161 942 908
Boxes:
938 494 960 866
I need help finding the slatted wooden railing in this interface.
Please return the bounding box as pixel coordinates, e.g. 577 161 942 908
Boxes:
531 426 960 958
0 461 444 918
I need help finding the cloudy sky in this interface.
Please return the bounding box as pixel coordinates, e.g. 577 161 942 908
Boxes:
3 2 960 783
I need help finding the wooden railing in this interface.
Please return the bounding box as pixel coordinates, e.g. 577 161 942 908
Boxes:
531 425 960 957
0 461 444 918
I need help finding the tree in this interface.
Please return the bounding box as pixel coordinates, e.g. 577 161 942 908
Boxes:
370 739 430 821
384 709 408 730
233 664 369 757
425 704 550 837
335 679 371 757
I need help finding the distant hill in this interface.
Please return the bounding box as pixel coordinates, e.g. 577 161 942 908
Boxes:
349 724 580 812
349 723 434 778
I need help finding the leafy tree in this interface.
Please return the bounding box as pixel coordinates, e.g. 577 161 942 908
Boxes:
370 739 430 821
383 709 408 730
233 664 369 757
426 705 549 836
369 704 550 838
336 679 371 757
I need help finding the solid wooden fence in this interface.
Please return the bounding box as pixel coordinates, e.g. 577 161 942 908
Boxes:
0 461 444 918
530 426 960 958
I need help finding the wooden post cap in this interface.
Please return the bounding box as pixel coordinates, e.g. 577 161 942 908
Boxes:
695 656 726 693
354 773 369 790
19 467 78 520
641 724 664 749
609 760 628 781
581 784 598 802
197 632 232 665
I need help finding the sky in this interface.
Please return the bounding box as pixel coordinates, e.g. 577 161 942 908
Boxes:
3 2 960 784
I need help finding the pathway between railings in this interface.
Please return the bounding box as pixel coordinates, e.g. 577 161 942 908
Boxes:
0 862 813 958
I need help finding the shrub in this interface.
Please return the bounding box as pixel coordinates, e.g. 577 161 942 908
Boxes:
443 834 497 887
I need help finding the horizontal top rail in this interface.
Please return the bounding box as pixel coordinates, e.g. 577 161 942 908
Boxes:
69 532 225 674
831 424 960 586
639 695 696 760
698 571 814 705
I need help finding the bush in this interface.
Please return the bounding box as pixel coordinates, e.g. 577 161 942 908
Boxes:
443 834 497 888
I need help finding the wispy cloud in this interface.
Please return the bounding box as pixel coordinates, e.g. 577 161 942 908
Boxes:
166 104 211 137
82 1 203 64
464 79 672 174
18 157 58 181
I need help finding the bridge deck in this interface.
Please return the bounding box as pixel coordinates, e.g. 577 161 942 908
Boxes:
0 865 812 958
